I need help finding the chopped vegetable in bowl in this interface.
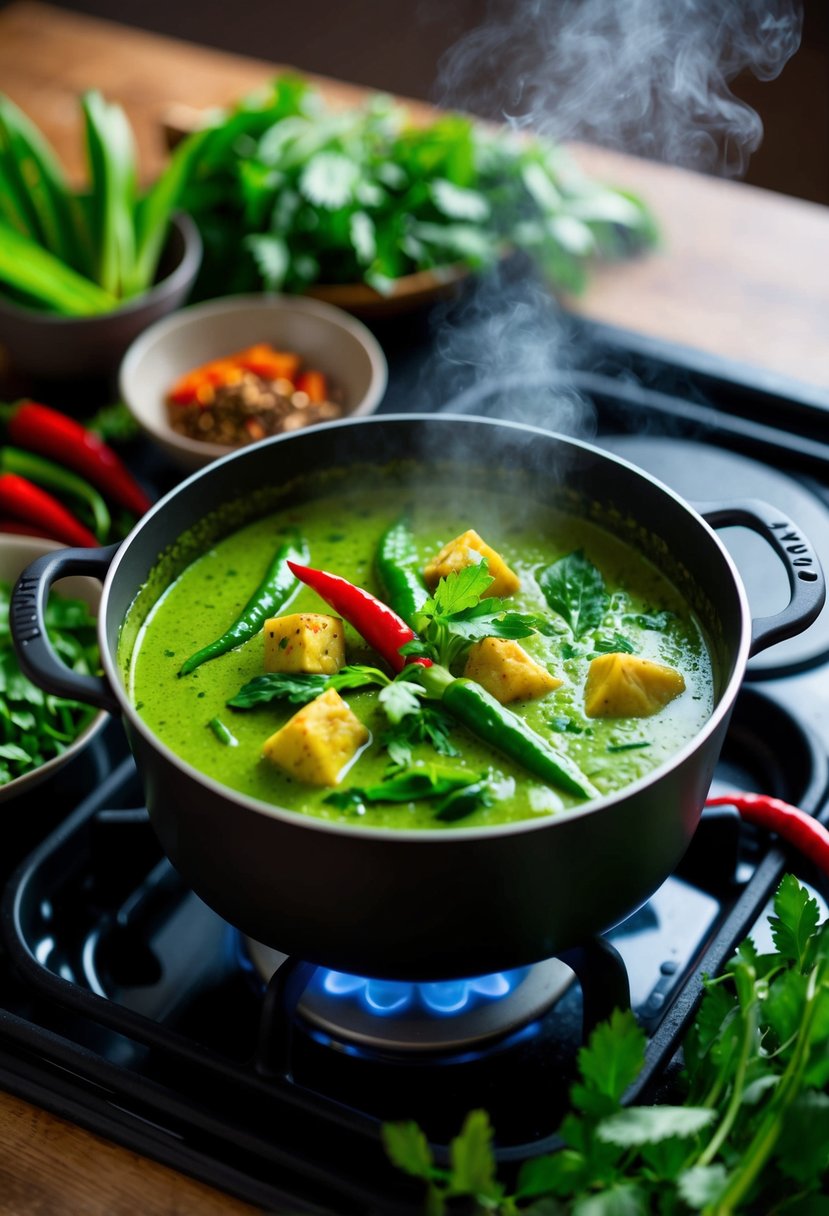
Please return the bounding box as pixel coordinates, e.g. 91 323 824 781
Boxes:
166 342 343 445
0 573 102 797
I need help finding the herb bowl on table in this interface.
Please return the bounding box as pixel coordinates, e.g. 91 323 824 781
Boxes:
0 535 107 802
118 294 387 471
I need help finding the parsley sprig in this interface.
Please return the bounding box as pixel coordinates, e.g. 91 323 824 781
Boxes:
402 562 552 670
383 874 829 1214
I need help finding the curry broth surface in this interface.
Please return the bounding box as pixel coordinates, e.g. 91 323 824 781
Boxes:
123 484 713 829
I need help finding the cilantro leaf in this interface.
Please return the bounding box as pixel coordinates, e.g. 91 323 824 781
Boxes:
448 1110 500 1199
770 872 821 970
571 1009 645 1117
427 562 494 617
538 551 608 640
379 704 459 770
381 1121 435 1180
596 1106 715 1147
378 678 423 723
677 1164 728 1208
415 560 548 667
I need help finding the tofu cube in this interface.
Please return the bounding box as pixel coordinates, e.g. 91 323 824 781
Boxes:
424 529 520 598
464 637 563 704
263 613 345 675
584 653 685 718
262 688 369 786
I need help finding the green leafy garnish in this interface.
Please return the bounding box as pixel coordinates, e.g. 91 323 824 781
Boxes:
410 562 549 668
324 767 488 821
227 664 390 709
176 75 656 301
537 550 608 640
607 740 651 753
380 704 459 770
0 580 98 785
592 631 635 656
383 874 829 1213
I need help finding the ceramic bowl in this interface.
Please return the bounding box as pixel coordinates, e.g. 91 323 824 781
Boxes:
118 293 388 471
0 214 202 385
0 535 108 803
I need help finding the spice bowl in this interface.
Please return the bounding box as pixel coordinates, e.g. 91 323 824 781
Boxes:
118 294 388 471
0 535 108 803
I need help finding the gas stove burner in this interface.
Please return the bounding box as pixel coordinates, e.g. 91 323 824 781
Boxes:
245 938 574 1051
599 436 829 678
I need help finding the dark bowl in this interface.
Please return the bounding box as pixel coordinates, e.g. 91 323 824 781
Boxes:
0 214 202 386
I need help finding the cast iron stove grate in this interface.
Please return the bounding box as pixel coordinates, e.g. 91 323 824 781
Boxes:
1 688 826 1214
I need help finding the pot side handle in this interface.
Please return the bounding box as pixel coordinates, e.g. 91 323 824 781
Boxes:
10 544 121 715
696 498 826 657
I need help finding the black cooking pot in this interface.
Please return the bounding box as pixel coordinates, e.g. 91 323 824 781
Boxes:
10 416 825 980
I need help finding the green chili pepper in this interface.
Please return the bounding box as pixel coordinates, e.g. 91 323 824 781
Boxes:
375 517 430 628
0 445 111 540
290 556 599 803
179 534 309 676
414 665 599 801
208 716 239 746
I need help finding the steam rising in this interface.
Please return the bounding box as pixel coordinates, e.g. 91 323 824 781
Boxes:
428 0 802 433
435 0 802 177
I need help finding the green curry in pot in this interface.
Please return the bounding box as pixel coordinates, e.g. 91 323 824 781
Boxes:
121 480 714 830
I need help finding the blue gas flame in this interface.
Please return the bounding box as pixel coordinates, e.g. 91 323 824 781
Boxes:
316 967 530 1018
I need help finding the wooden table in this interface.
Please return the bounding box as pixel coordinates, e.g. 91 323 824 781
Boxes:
1 4 829 1213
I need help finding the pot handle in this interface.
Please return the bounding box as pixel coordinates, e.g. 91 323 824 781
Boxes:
11 543 121 715
696 498 825 656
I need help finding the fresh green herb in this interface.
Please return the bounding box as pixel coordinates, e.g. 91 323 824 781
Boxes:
406 562 550 668
383 874 829 1214
208 717 238 746
380 704 459 770
592 631 635 655
324 767 486 817
177 74 656 300
227 663 390 709
537 550 608 640
433 778 494 823
623 610 674 631
0 580 98 785
607 740 651 752
0 90 204 315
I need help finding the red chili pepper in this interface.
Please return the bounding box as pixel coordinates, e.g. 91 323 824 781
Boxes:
0 518 47 538
0 473 99 548
287 560 431 674
5 401 153 517
706 793 829 876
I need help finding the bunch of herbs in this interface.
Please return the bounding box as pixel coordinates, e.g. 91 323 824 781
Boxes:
177 74 657 299
383 873 829 1214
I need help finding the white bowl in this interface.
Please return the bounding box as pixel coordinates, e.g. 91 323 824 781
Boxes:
0 535 108 803
119 293 388 470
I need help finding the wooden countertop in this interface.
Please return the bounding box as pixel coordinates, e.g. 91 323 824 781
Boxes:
3 2 829 392
1 4 828 1214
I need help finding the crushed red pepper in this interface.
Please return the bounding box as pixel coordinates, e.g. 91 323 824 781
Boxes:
166 343 343 446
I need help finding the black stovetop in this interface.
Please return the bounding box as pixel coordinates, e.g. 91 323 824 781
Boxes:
3 279 829 1214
